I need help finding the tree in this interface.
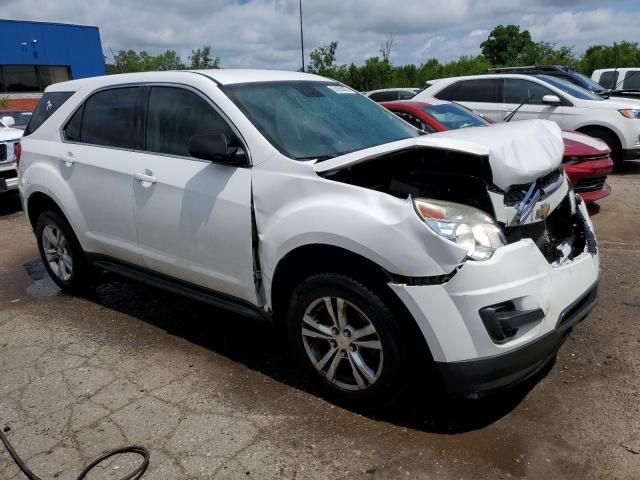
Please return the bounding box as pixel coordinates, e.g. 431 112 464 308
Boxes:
380 35 394 62
481 24 534 66
307 41 339 76
106 49 186 73
578 42 640 75
189 46 221 69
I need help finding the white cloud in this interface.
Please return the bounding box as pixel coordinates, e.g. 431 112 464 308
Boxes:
1 0 638 70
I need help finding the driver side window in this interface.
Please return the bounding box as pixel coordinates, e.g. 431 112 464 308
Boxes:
503 79 556 105
145 86 235 157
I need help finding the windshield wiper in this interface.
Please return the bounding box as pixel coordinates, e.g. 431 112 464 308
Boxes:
296 152 342 162
504 93 533 122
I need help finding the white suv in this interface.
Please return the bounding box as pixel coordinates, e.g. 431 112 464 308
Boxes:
19 70 600 403
415 73 640 165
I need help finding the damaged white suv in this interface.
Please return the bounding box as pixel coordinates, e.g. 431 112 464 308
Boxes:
19 70 600 403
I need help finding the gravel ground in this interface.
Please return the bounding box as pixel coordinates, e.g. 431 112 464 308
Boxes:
0 162 638 480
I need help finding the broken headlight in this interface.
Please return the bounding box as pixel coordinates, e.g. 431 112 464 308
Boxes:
413 198 506 260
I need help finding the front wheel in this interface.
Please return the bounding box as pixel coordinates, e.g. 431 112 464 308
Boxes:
287 273 409 405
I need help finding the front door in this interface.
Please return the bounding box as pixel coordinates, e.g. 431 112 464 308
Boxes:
131 85 257 304
500 78 565 125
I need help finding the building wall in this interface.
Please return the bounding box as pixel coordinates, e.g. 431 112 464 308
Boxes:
0 19 105 79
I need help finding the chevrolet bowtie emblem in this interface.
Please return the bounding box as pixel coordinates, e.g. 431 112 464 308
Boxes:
535 202 551 220
516 182 542 223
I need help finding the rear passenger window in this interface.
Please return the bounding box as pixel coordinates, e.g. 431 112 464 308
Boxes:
145 87 234 157
599 71 619 89
434 82 461 101
63 87 139 149
452 79 501 103
368 91 395 102
24 91 74 136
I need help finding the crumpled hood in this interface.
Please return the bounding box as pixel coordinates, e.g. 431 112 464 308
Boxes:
314 119 564 191
0 127 23 142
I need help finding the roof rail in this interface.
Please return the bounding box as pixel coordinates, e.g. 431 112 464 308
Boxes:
487 65 575 74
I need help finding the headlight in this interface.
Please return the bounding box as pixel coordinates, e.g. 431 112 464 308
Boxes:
413 198 506 260
619 109 640 119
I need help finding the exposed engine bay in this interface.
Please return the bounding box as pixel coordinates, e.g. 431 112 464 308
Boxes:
320 145 597 266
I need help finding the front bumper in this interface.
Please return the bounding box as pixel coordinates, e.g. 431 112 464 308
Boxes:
389 201 600 394
435 280 598 394
565 157 613 202
0 165 18 193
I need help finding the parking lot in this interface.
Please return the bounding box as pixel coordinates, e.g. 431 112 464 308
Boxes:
0 163 638 480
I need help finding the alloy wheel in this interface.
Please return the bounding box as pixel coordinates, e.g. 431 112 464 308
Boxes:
41 224 73 281
301 296 384 391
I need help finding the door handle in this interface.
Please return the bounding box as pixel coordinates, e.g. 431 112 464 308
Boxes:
134 171 157 185
58 154 76 167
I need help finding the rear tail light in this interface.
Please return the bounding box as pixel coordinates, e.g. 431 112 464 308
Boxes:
13 142 21 170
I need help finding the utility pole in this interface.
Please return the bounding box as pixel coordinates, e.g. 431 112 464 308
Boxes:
299 0 305 71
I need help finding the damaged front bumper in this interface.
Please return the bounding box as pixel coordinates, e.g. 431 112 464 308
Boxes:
389 198 600 394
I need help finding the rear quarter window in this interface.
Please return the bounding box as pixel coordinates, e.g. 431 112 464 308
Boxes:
23 91 74 136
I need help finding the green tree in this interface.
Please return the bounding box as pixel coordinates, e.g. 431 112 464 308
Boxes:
307 41 339 76
481 24 534 66
189 46 221 69
577 42 640 75
106 49 186 73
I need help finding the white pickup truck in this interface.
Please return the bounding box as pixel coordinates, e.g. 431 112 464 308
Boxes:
0 118 23 195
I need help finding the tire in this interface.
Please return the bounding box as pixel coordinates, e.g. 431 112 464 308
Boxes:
287 273 409 405
35 210 92 294
581 128 623 169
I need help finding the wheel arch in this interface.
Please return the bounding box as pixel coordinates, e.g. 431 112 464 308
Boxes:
574 124 622 151
26 191 66 230
269 243 434 363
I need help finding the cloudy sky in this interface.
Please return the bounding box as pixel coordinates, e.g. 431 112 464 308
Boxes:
2 0 639 69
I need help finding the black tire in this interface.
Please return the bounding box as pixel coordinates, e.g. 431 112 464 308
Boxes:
287 273 408 405
581 128 623 169
35 210 92 294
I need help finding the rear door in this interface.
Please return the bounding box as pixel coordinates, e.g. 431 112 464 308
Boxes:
59 86 144 265
436 79 502 121
501 78 565 126
130 85 256 303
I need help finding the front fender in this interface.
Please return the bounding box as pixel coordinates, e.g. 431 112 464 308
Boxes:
252 162 468 304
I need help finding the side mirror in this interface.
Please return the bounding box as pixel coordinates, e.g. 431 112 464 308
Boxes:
1 116 16 127
188 134 243 164
542 94 562 106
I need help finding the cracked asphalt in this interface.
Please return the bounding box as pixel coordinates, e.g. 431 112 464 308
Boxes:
0 163 639 480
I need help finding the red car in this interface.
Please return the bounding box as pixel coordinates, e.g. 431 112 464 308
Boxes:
0 109 32 130
381 100 613 202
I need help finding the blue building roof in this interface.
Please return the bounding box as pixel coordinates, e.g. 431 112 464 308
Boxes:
0 19 105 79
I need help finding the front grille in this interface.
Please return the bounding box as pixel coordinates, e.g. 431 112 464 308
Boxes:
503 168 563 206
505 195 590 264
0 169 17 180
573 176 606 193
0 144 6 162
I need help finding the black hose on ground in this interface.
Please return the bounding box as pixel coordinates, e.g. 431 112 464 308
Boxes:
0 426 150 480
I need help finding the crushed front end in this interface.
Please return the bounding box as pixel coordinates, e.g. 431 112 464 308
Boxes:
317 120 600 394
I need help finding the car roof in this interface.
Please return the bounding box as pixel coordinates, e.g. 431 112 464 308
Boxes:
46 69 329 92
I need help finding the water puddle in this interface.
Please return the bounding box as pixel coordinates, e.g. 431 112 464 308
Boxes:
23 259 61 297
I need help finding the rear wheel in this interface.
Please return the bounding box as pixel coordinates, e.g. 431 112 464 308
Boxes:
287 273 409 405
35 210 92 294
581 128 623 168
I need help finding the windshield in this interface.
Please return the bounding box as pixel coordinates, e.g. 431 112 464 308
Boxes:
422 103 489 130
574 73 608 95
538 75 603 101
222 81 419 160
